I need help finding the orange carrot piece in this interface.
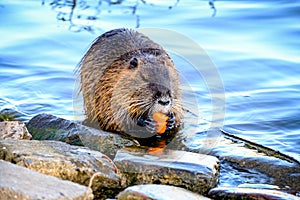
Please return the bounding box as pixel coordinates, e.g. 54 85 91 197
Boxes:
152 112 168 134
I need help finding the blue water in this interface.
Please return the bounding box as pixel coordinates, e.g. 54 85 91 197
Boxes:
0 0 299 164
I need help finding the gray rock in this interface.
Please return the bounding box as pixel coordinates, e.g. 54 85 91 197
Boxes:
188 129 300 191
208 186 300 200
117 184 212 200
0 139 123 199
113 147 220 194
26 113 135 158
0 121 32 140
0 160 93 200
237 183 281 190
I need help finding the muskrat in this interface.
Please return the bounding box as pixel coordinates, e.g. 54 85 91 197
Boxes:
77 28 182 138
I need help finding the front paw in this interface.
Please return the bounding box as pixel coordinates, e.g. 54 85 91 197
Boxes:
137 117 157 135
166 112 176 131
137 113 175 135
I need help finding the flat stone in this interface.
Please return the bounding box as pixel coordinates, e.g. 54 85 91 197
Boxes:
237 183 281 190
208 186 300 200
187 129 300 191
0 160 93 200
113 147 220 194
0 139 123 199
0 121 32 140
117 184 211 200
26 113 135 158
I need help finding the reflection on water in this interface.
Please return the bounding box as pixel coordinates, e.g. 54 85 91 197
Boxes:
42 0 216 32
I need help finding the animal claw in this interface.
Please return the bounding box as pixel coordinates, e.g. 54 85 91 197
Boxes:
137 113 175 135
137 117 157 135
166 112 175 131
144 117 157 134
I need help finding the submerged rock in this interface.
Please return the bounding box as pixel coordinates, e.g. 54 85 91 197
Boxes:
27 113 135 158
114 147 220 194
0 160 93 200
0 121 32 140
0 139 122 199
117 184 211 200
188 129 300 192
208 186 300 200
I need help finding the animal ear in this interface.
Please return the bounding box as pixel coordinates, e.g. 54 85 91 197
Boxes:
129 57 138 70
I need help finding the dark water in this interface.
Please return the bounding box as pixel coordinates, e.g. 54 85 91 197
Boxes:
1 0 299 165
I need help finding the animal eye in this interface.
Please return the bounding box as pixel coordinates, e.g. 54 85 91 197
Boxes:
129 58 138 70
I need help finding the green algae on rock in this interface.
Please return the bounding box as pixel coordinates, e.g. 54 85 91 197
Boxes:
0 111 18 122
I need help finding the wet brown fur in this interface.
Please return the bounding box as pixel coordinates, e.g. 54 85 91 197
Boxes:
77 28 182 133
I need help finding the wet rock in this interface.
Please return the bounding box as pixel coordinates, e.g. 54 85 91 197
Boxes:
27 113 135 158
208 186 300 200
237 183 281 190
218 159 275 189
0 139 123 199
117 184 211 200
113 147 220 194
0 160 93 200
188 129 300 191
219 140 300 191
0 121 32 140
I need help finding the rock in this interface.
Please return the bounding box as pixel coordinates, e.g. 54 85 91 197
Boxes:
0 121 32 140
188 129 300 192
113 147 220 194
0 160 93 200
219 139 300 191
208 186 300 200
237 183 281 190
26 113 135 158
117 184 212 200
0 139 123 199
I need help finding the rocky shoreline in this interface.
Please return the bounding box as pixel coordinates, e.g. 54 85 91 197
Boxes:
0 113 299 199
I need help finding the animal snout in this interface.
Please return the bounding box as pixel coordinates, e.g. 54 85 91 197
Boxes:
154 89 171 107
158 99 170 106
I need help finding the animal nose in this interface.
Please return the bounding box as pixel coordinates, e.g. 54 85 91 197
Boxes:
158 99 170 106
